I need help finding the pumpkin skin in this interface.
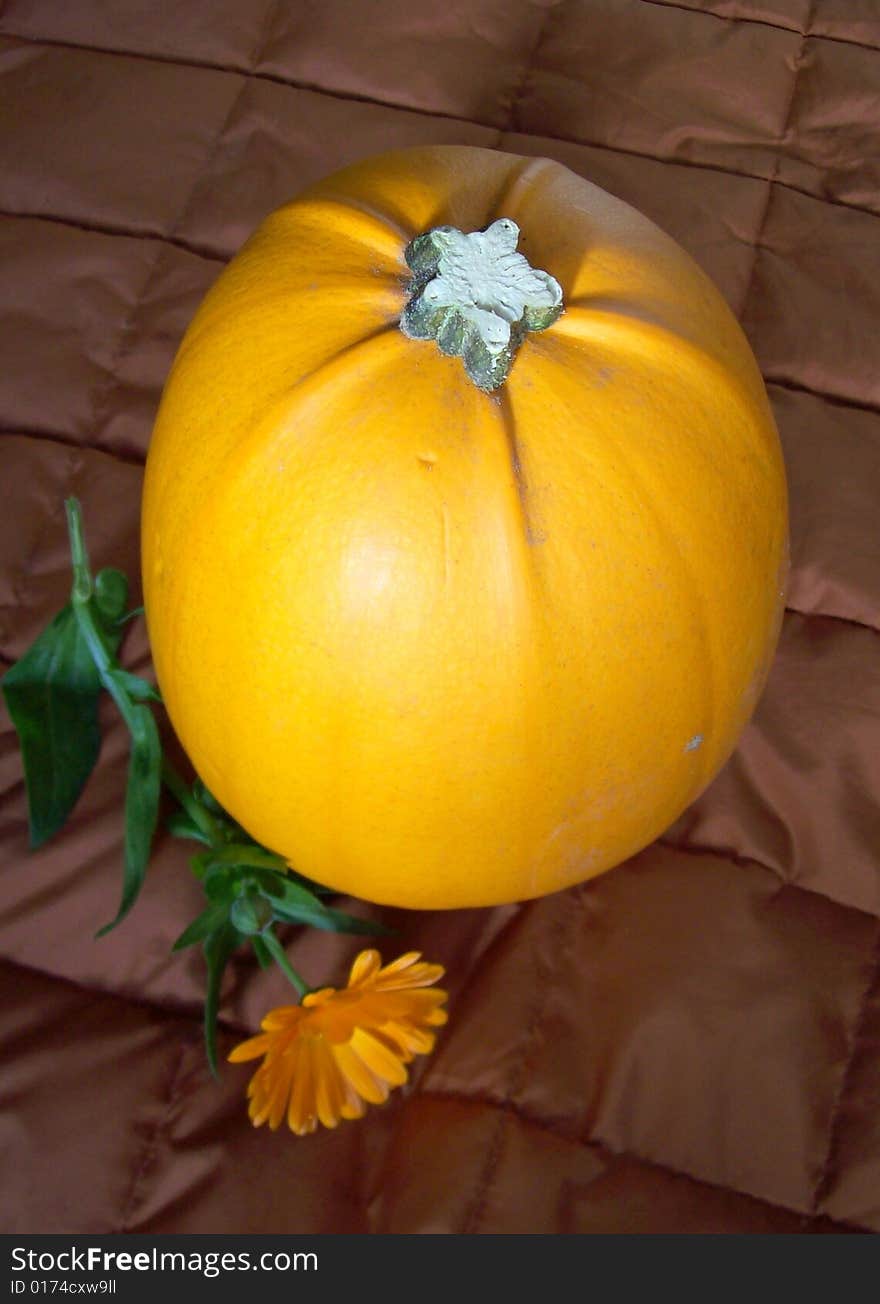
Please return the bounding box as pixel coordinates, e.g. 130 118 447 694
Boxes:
141 144 788 910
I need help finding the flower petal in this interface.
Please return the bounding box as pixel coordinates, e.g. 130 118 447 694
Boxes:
228 1032 273 1063
230 949 447 1136
380 1020 437 1058
312 1038 347 1129
287 1038 317 1136
261 1005 303 1031
350 1027 409 1087
373 959 446 991
266 1060 293 1131
347 949 382 988
331 1040 391 1106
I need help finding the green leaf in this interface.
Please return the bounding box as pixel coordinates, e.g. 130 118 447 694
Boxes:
1 604 119 847
203 862 239 904
199 843 290 875
106 667 162 703
172 900 230 952
252 865 326 910
255 868 390 937
165 810 213 845
189 850 215 881
160 761 225 847
96 703 162 935
270 898 393 936
203 922 245 1078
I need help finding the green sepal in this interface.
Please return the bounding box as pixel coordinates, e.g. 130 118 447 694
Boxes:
229 891 274 936
93 568 129 624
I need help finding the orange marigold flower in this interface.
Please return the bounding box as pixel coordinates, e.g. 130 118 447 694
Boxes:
228 949 448 1135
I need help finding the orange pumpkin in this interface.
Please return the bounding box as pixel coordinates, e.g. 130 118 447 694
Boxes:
141 145 788 910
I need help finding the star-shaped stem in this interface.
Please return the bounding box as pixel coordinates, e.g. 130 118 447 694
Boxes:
400 218 563 392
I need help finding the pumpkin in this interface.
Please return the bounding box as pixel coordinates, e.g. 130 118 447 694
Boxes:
141 144 788 910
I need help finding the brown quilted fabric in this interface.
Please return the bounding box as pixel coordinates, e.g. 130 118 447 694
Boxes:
1 0 878 1234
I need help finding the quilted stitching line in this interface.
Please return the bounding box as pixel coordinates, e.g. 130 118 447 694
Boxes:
735 1 813 321
421 1088 871 1232
5 31 880 226
499 127 880 228
0 208 227 264
0 424 152 470
767 375 880 420
636 0 880 53
0 952 250 1044
501 0 563 135
658 836 880 920
161 0 282 253
460 885 584 1233
811 927 880 1216
82 0 281 452
116 1035 193 1232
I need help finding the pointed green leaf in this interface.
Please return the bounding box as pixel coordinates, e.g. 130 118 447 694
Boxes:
203 862 239 904
251 865 326 911
204 922 245 1077
165 810 213 845
200 843 290 875
172 901 230 952
254 868 389 935
96 703 162 936
270 899 393 936
160 761 224 847
1 604 118 847
106 667 162 703
189 850 215 880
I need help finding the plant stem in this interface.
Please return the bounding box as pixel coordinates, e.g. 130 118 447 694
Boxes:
160 757 225 846
65 498 93 604
261 928 311 999
66 500 139 734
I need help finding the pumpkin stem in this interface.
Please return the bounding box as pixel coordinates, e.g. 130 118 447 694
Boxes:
399 218 563 392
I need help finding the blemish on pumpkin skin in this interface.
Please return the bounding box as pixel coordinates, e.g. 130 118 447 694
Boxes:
418 453 437 470
684 734 703 752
